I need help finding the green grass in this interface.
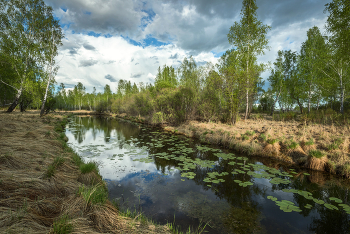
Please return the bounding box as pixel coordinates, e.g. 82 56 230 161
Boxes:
44 156 65 179
80 162 99 174
245 130 255 136
44 164 56 178
287 141 299 150
305 138 314 146
78 184 108 205
259 133 267 141
52 215 73 234
267 138 279 144
53 156 65 168
241 135 249 141
71 153 83 167
309 150 325 158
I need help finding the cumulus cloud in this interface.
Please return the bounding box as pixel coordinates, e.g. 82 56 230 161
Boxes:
131 72 144 78
105 74 118 82
47 0 331 92
79 59 98 67
83 43 96 50
169 53 178 59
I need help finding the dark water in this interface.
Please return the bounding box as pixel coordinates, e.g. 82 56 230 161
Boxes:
66 116 350 234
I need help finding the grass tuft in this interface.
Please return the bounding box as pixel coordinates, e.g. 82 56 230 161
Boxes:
309 150 325 158
78 184 108 205
52 215 74 234
305 138 314 146
287 141 299 150
80 162 99 174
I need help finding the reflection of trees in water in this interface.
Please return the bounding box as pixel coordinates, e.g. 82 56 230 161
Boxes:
69 116 141 144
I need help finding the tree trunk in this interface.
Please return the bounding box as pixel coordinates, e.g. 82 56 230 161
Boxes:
7 88 22 112
245 46 249 120
340 68 344 114
40 76 52 116
307 86 311 114
270 91 281 116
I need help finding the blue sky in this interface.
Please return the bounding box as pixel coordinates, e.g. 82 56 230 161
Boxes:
44 0 330 93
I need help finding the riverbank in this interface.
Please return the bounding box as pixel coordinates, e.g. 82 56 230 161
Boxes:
116 113 350 178
0 110 171 233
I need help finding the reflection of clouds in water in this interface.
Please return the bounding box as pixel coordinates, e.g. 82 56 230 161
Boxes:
66 127 159 181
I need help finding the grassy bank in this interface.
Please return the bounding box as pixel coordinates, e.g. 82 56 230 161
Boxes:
116 113 350 178
0 110 171 233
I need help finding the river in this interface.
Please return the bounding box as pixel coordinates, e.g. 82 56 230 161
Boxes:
65 115 350 234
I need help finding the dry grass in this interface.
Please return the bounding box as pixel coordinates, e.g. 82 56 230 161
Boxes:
156 113 350 177
0 110 171 234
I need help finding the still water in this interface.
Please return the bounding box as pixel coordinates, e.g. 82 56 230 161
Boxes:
66 116 350 234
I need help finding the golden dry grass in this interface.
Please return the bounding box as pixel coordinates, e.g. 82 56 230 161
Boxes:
158 113 350 177
0 110 171 234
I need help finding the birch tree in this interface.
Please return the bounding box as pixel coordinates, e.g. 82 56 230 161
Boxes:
0 0 62 113
40 26 63 116
227 0 270 120
323 0 350 114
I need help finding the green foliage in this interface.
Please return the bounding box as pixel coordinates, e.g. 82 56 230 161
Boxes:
0 0 63 112
309 150 325 158
52 215 73 234
80 162 99 174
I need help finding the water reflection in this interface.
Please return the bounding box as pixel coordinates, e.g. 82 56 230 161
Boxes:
66 116 350 234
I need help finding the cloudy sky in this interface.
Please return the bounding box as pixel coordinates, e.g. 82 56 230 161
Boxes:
43 0 331 93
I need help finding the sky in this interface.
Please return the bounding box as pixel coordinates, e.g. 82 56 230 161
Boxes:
43 0 331 93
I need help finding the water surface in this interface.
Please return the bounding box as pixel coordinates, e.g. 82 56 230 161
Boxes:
66 116 350 234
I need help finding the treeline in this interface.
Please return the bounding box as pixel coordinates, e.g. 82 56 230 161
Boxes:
51 0 349 125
